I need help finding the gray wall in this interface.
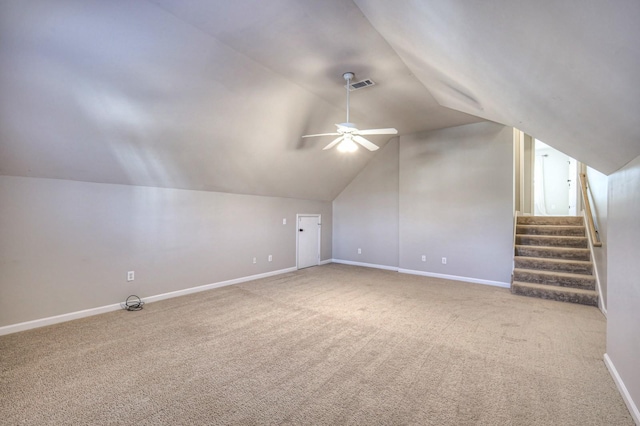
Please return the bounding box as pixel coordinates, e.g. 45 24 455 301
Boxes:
332 139 399 267
606 153 640 416
333 122 514 285
399 122 514 284
0 176 332 327
586 167 608 309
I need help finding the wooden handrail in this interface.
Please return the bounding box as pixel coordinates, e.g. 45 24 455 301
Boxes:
579 173 602 247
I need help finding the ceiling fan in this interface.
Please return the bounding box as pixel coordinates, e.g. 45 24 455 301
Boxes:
302 72 398 152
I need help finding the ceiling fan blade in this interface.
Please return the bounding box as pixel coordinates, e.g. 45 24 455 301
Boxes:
353 135 379 151
302 132 341 138
323 136 344 150
356 128 398 136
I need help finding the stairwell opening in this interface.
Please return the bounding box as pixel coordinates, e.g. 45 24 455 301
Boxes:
513 130 598 306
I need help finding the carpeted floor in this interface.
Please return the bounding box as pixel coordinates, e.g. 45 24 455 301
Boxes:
0 264 633 425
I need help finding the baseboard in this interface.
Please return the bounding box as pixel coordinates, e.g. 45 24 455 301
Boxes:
0 303 124 337
319 259 333 265
600 303 608 318
604 353 640 425
143 267 297 304
331 259 399 271
328 260 509 288
0 266 297 337
398 268 511 288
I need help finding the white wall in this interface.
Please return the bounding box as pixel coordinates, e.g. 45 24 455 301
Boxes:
0 176 332 328
586 166 608 309
333 122 514 286
606 154 640 423
332 139 399 267
399 122 514 285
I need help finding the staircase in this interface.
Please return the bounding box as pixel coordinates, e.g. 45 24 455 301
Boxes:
511 215 598 306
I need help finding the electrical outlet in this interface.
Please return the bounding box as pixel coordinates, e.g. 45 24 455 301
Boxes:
127 271 135 281
421 255 426 262
268 255 272 262
252 257 257 264
357 248 362 254
282 218 287 225
442 257 447 265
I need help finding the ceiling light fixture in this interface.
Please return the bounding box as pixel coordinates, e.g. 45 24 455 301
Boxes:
301 72 398 152
337 135 358 152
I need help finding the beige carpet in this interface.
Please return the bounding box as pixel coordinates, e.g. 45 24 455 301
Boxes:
0 264 633 425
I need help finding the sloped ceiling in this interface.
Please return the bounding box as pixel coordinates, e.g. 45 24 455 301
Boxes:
1 1 638 201
355 0 640 175
0 0 480 201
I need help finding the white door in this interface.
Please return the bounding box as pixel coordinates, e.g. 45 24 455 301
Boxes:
534 140 572 216
297 215 320 269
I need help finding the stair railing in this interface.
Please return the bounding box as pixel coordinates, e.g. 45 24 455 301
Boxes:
579 173 602 247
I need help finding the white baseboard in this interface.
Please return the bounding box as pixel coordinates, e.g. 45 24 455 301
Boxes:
0 303 124 336
604 353 640 425
331 259 399 271
398 268 511 289
329 260 509 288
319 259 333 265
143 267 297 304
600 303 608 318
0 266 297 337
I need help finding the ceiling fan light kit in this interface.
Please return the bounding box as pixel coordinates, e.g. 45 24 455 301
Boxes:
337 135 358 153
302 72 397 152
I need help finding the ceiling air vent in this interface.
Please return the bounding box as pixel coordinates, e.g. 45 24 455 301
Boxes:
347 78 375 91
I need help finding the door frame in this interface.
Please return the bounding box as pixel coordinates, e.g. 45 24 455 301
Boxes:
296 214 321 269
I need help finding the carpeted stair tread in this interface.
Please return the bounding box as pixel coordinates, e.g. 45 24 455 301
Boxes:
513 268 596 290
514 256 593 274
512 281 598 306
515 234 588 248
512 215 598 306
514 245 591 261
517 216 584 226
516 225 585 236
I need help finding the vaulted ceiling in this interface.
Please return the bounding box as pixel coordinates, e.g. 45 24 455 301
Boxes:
1 0 638 201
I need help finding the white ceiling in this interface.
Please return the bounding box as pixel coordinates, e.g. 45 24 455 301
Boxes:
355 0 640 175
0 0 638 200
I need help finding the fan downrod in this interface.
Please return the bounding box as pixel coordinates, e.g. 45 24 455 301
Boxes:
343 72 354 123
299 70 397 152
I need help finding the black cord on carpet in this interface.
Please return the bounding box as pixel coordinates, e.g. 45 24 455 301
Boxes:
122 295 144 311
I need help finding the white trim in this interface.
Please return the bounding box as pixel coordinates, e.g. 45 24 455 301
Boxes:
328 260 509 287
0 303 123 336
398 268 511 288
582 209 607 317
600 303 608 317
514 129 525 213
0 267 297 337
604 353 640 425
319 259 333 265
142 267 297 304
331 259 399 271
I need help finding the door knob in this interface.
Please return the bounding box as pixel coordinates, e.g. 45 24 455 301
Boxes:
299 229 304 232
